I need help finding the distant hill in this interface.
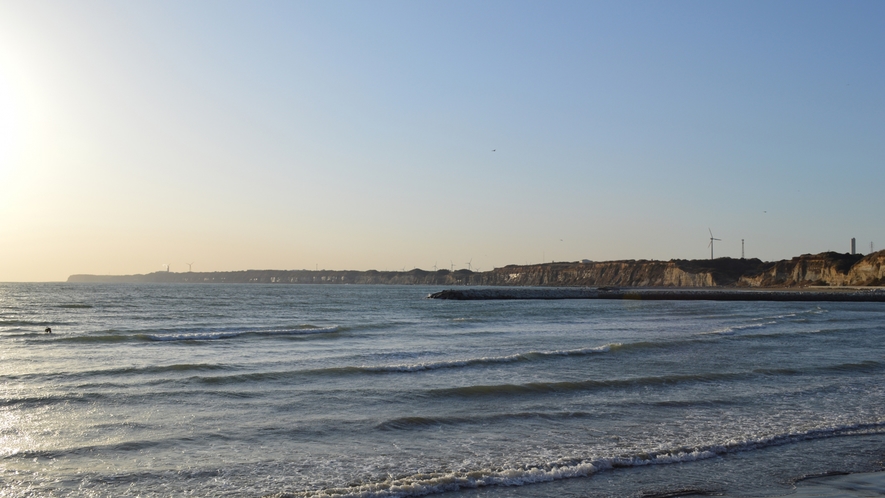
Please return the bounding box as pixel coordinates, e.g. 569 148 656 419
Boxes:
68 251 885 288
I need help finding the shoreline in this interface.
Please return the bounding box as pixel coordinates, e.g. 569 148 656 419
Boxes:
428 287 885 302
779 470 885 497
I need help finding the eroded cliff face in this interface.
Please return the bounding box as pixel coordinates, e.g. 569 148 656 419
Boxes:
67 251 885 287
846 251 885 285
737 252 869 287
480 261 716 287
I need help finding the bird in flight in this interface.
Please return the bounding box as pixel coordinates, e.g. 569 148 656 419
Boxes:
492 149 496 152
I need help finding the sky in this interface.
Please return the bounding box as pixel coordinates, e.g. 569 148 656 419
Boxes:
1 0 883 281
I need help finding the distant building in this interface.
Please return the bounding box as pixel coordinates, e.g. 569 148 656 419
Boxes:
851 238 856 255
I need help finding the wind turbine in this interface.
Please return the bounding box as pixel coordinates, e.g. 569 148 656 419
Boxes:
186 262 194 272
466 259 472 271
432 262 438 271
708 229 721 260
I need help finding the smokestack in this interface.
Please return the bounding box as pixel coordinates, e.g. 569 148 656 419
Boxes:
851 238 856 255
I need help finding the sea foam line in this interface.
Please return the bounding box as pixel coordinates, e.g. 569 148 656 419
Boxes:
285 421 885 498
705 320 777 336
703 306 828 336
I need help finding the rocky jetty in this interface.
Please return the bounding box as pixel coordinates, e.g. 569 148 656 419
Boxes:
428 287 885 302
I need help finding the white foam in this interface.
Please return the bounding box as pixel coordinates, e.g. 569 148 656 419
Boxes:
544 344 616 355
146 326 338 341
291 420 885 497
706 307 826 336
360 344 615 372
705 320 776 336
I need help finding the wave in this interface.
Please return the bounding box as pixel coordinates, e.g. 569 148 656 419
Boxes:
57 333 133 343
3 439 163 460
705 320 777 336
351 344 617 373
820 360 884 374
702 307 829 336
0 392 106 409
143 325 339 342
135 347 611 385
0 320 47 327
72 347 613 385
427 359 885 399
55 304 93 309
289 421 885 498
1 363 231 383
52 325 339 343
0 331 58 340
376 411 597 431
428 371 750 398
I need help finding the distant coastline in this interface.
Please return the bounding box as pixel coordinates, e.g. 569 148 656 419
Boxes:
68 250 885 288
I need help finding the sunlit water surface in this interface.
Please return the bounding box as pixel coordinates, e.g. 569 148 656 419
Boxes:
1 283 884 497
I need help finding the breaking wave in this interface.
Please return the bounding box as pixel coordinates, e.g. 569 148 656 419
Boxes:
285 421 885 498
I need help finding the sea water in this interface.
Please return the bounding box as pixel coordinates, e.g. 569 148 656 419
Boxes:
0 283 884 497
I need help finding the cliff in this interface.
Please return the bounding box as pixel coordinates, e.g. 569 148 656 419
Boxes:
67 251 885 288
732 251 885 287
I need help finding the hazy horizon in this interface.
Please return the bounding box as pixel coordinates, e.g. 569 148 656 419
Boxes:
2 1 883 282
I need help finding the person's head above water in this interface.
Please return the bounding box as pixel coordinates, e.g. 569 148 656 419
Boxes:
45 327 51 333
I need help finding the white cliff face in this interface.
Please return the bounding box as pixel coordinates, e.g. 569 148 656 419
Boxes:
661 265 715 287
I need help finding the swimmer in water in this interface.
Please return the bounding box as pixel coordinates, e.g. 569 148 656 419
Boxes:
45 327 52 334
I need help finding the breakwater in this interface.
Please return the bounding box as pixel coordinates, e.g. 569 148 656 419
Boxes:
428 287 885 302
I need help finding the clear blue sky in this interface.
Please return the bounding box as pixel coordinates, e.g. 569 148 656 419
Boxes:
1 0 883 281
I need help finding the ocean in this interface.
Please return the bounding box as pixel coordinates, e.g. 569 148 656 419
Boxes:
1 283 884 497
